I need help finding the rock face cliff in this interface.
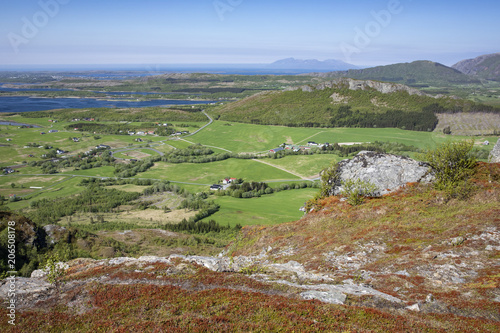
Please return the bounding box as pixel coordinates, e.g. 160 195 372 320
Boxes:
323 151 434 196
490 139 500 163
293 78 428 96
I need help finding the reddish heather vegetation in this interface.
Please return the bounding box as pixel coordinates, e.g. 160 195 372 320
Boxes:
1 259 499 332
1 163 499 332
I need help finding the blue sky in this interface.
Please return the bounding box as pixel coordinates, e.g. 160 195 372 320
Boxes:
1 0 499 68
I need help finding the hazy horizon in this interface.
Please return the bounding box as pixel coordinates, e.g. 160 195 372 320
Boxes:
1 0 499 68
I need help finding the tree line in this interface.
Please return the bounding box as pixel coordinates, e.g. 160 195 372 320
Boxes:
215 181 319 199
29 185 141 225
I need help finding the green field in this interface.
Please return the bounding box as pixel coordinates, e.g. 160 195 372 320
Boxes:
164 138 201 150
0 121 164 167
4 176 85 210
2 111 498 230
262 154 343 178
189 120 498 153
112 148 162 159
135 159 301 184
0 174 66 198
202 188 317 227
60 166 116 178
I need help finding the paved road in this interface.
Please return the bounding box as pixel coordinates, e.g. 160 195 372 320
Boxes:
184 110 213 137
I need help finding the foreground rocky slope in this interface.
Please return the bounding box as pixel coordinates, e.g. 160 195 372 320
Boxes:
1 163 499 332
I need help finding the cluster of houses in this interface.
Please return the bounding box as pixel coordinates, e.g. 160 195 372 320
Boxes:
210 177 237 191
40 149 67 158
72 117 95 122
84 144 111 155
128 130 156 136
171 131 189 136
269 142 331 153
41 130 59 134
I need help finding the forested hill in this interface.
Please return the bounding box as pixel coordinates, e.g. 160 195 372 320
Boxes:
214 78 499 131
314 60 478 86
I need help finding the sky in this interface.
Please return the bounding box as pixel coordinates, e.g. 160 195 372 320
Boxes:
0 0 499 68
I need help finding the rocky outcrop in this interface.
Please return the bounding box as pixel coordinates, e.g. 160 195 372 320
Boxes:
323 151 434 196
43 225 67 245
12 254 401 308
489 139 500 163
290 78 429 97
0 211 45 247
332 78 427 96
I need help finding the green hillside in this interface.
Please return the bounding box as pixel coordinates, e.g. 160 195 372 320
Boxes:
214 79 499 130
325 60 478 86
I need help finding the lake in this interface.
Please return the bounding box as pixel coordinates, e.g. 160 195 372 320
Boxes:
0 96 216 113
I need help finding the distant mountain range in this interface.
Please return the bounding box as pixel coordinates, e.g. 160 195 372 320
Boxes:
452 53 500 81
267 58 359 71
315 60 479 86
270 53 500 85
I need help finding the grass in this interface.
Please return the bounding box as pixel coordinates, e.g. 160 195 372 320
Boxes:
60 208 197 227
167 121 206 133
0 175 66 197
0 115 169 167
189 120 499 154
112 148 161 159
3 117 497 168
164 138 198 149
203 188 317 227
4 176 85 210
435 113 500 136
262 154 344 178
60 166 116 178
135 159 301 184
106 184 148 192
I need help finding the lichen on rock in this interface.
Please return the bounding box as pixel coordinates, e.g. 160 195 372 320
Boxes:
489 138 500 163
322 151 434 197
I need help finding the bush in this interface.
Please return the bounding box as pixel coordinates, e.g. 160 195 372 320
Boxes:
424 140 476 190
423 140 477 199
340 178 378 206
